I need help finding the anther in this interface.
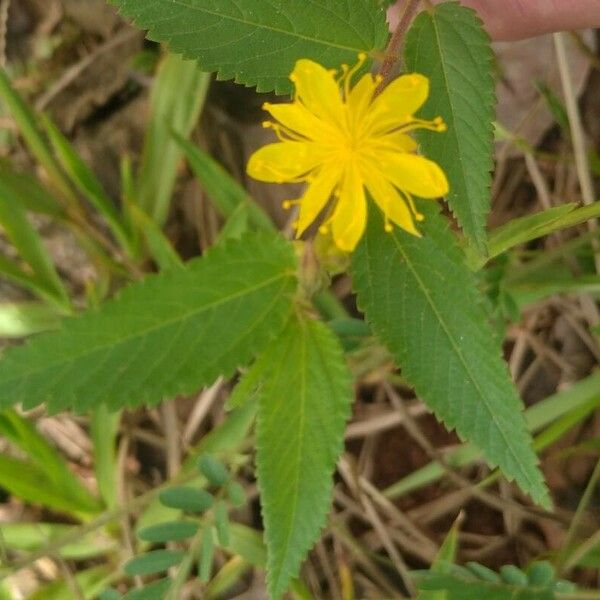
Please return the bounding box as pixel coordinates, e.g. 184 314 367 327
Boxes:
433 117 447 131
415 213 425 222
384 223 393 233
282 200 301 210
319 225 329 235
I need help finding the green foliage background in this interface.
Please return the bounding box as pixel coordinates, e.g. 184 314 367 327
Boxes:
5 0 595 598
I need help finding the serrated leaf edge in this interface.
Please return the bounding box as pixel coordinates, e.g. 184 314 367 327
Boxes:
256 317 352 598
352 213 549 508
1 233 297 413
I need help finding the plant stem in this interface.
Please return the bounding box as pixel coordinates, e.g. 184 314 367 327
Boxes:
377 0 421 91
166 526 206 600
557 456 600 574
0 469 198 578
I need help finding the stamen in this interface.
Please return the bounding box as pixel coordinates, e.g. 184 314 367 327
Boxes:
395 116 447 134
384 216 393 233
432 116 447 132
338 64 350 94
263 121 306 143
319 209 337 235
403 191 421 220
340 53 368 100
282 199 301 210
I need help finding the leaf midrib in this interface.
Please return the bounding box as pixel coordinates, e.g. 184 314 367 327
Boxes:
271 320 308 595
152 0 373 54
386 231 538 492
4 270 293 382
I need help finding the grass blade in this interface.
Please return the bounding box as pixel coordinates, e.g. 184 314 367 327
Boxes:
136 54 210 225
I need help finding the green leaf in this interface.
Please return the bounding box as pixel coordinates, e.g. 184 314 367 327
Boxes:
128 205 183 271
1 522 116 560
0 233 297 412
159 486 214 512
214 500 230 546
42 115 132 253
26 566 113 600
195 400 258 454
136 53 210 225
385 370 600 500
226 364 265 411
0 302 61 338
256 315 353 599
0 255 51 302
199 526 215 583
122 579 172 600
109 0 389 93
0 159 63 216
0 453 99 517
420 520 461 600
226 523 267 567
0 582 11 600
0 71 74 202
405 1 495 255
204 557 251 600
415 570 555 600
91 405 120 509
138 520 199 543
0 176 70 308
125 550 185 576
174 134 274 233
198 455 230 486
486 202 600 263
352 205 549 508
0 410 102 517
226 481 246 507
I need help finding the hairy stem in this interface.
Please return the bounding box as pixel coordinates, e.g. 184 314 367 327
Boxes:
377 0 421 91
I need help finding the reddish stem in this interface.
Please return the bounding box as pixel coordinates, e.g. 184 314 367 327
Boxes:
377 0 421 92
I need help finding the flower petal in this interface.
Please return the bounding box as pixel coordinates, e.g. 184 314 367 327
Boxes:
262 102 337 143
247 141 323 183
348 73 378 122
331 167 367 252
291 59 345 126
372 73 429 117
296 165 341 236
365 73 429 134
371 131 418 153
380 152 449 198
362 166 419 236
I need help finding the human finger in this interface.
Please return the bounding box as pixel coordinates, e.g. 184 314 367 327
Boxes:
389 0 600 41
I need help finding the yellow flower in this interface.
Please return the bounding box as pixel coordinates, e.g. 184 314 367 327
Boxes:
247 55 449 252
